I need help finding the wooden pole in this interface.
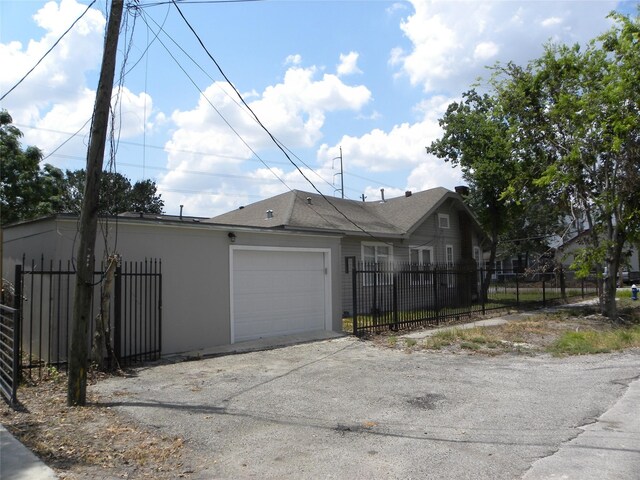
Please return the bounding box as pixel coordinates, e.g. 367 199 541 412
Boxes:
68 0 124 406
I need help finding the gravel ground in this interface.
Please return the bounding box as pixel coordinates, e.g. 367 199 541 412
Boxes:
92 337 640 480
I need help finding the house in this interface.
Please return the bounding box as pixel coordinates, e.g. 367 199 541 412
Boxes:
556 230 640 284
208 187 489 315
2 186 488 356
2 213 343 355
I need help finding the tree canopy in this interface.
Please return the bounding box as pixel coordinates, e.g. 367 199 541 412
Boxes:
430 11 640 318
0 110 164 225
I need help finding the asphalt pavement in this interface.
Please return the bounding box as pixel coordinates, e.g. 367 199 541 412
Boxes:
92 334 640 479
3 303 639 479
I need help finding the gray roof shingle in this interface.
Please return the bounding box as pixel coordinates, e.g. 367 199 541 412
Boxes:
206 187 462 237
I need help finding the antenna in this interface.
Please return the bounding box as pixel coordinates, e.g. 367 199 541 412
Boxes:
332 146 344 199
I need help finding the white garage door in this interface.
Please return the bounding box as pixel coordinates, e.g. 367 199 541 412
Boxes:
231 248 329 343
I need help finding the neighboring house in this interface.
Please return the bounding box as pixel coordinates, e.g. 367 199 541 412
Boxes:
208 187 489 315
556 230 640 283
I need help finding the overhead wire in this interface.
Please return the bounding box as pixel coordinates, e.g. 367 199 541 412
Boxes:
140 7 337 192
170 0 395 246
0 1 97 102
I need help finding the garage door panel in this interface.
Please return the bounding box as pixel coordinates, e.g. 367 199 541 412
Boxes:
232 249 328 343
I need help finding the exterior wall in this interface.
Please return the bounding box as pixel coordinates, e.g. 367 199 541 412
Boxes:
339 198 486 316
3 217 343 355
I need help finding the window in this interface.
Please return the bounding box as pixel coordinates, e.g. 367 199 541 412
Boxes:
409 246 434 284
409 246 433 265
362 243 392 265
438 213 450 229
361 243 393 285
446 245 454 265
473 247 481 267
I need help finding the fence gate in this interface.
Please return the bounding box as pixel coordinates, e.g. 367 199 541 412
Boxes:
15 257 162 381
0 300 20 406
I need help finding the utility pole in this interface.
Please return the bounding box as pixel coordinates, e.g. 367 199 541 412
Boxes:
68 0 124 406
333 146 344 199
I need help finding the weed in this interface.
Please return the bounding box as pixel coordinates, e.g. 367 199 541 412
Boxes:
405 338 417 347
460 342 480 351
388 336 397 347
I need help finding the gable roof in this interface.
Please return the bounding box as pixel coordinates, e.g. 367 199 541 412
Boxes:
207 187 482 239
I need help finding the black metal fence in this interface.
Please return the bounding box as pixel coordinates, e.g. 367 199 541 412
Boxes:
14 257 162 380
350 262 598 336
0 303 20 406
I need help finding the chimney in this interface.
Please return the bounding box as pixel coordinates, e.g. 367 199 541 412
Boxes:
380 188 386 202
405 191 412 197
454 185 470 197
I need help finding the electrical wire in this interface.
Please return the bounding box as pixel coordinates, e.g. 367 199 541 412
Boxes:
170 0 394 246
0 1 97 102
140 8 337 192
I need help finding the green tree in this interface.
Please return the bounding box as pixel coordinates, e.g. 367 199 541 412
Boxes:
0 110 65 225
427 90 520 297
493 11 640 319
62 169 164 215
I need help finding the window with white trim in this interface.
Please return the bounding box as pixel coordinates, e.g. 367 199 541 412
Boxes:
473 247 481 267
446 245 454 265
445 244 454 287
438 213 450 229
361 242 393 285
409 246 433 265
409 246 434 284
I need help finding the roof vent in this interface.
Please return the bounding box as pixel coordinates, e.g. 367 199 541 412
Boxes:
306 196 312 205
266 209 274 219
380 188 386 203
405 191 412 197
239 206 244 210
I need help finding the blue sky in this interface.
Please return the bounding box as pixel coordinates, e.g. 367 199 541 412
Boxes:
1 0 637 216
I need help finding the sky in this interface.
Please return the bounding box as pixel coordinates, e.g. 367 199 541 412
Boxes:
1 0 637 217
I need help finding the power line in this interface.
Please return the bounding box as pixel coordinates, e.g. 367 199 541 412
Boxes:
0 1 97 102
170 0 391 244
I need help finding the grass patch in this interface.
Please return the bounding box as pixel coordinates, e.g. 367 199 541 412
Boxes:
548 325 640 356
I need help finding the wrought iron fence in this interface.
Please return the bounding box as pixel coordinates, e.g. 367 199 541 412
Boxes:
0 303 20 406
350 262 598 336
14 257 162 380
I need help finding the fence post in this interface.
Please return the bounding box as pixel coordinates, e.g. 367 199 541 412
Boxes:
113 264 122 363
12 265 23 405
392 273 398 331
515 269 520 308
542 275 546 307
481 267 486 315
351 260 358 336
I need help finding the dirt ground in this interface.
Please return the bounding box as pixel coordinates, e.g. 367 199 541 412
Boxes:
2 303 638 479
1 369 193 479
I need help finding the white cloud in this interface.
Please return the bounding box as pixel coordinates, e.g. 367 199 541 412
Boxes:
391 0 618 93
158 59 372 215
337 51 362 77
474 41 499 61
0 0 105 123
285 54 302 65
542 16 563 28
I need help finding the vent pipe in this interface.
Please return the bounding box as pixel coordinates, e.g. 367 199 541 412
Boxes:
380 188 386 202
266 209 274 219
179 205 184 220
306 196 312 205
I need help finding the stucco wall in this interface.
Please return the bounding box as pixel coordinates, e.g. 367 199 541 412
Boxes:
3 217 343 355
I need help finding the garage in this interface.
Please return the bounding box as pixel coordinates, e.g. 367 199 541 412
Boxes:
230 247 332 343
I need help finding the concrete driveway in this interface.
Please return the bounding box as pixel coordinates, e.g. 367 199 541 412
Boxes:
93 337 640 479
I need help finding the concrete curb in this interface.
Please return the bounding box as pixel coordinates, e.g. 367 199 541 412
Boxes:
0 424 57 480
